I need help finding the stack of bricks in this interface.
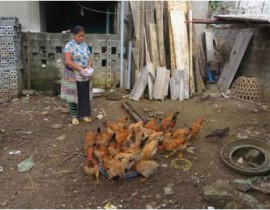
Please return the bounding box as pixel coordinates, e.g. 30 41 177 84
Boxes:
0 17 22 103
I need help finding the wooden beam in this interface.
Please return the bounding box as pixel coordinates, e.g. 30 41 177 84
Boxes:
155 1 166 67
139 2 145 71
217 32 253 92
149 23 160 67
144 1 155 59
168 14 176 72
189 9 195 95
194 57 204 95
130 1 140 76
144 26 155 100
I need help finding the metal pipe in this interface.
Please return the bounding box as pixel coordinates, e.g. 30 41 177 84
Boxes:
120 0 125 88
106 7 110 34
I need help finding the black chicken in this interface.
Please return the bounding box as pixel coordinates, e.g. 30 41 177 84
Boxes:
205 127 230 139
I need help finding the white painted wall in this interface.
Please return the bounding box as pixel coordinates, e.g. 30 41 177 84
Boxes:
0 1 40 32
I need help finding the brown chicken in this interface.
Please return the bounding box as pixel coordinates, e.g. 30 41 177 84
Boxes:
172 127 191 139
144 117 160 131
141 132 163 160
163 137 188 158
107 134 120 156
84 130 95 153
104 152 135 180
158 111 180 132
123 144 143 161
115 126 130 145
114 152 136 171
94 144 109 162
106 158 125 180
135 160 159 180
94 127 113 147
103 118 127 133
188 116 204 140
128 121 144 133
84 158 99 183
84 147 99 183
117 116 129 125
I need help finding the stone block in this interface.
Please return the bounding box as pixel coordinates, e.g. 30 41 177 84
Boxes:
22 89 36 95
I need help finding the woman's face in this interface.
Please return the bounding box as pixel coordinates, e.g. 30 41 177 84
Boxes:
74 31 85 43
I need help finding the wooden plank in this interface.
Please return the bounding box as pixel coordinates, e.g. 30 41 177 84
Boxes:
149 23 160 67
179 70 185 101
197 37 207 79
163 69 170 97
170 10 190 99
168 15 176 72
167 1 188 14
170 77 177 100
130 1 140 78
167 1 188 74
155 1 166 67
132 48 139 70
217 32 253 92
205 30 215 62
144 26 155 100
144 26 151 64
144 1 155 57
172 70 182 100
189 9 195 95
129 65 148 101
194 57 204 95
139 2 145 71
153 67 170 100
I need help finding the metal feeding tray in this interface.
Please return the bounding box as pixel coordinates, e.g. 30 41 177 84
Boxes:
92 88 105 97
99 165 139 180
221 138 270 176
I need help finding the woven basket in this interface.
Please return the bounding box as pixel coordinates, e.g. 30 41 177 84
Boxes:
230 76 262 102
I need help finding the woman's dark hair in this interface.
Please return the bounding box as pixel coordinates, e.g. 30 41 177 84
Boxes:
71 25 85 35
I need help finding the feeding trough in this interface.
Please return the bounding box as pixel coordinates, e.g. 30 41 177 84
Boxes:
99 165 140 180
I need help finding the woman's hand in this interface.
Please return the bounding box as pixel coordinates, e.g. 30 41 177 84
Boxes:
79 67 88 75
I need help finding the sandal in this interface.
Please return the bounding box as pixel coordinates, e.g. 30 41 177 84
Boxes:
81 117 92 122
71 117 80 125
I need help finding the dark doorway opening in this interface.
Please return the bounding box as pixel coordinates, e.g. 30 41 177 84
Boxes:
40 1 117 34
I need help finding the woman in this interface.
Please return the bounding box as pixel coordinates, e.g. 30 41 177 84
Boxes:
61 25 93 125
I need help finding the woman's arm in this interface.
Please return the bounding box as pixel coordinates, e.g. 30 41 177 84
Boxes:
87 59 93 68
64 52 84 71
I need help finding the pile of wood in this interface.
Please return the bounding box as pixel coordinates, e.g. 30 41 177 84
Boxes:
129 1 206 101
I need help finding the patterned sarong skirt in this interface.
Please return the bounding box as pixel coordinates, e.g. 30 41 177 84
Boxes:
60 67 92 104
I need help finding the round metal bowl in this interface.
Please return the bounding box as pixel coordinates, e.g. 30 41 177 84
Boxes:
92 88 105 97
221 138 270 176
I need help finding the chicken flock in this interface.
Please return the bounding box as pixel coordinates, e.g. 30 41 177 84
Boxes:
83 112 204 183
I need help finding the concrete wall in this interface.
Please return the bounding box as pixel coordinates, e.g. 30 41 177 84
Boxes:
0 1 41 32
192 1 209 38
22 33 123 91
211 26 270 102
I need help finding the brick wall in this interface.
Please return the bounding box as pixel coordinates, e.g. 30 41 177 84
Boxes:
211 26 270 102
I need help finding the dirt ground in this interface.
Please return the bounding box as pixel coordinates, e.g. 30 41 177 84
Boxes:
0 93 270 209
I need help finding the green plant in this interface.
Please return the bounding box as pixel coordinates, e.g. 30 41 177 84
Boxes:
209 1 222 13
